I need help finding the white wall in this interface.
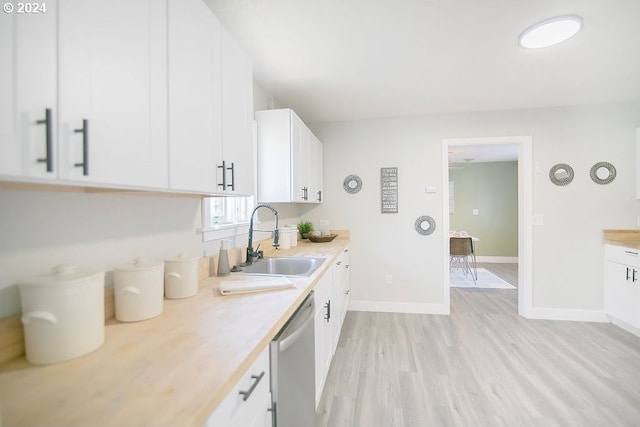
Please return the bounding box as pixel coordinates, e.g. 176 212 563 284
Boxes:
304 102 640 316
0 189 202 317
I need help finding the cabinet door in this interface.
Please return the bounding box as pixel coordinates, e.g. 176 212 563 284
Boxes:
331 258 345 354
221 27 254 196
256 109 293 203
167 0 223 193
341 247 350 323
205 347 271 427
0 2 57 180
290 112 308 202
247 392 273 427
605 260 640 327
58 0 168 188
310 133 323 202
314 272 332 408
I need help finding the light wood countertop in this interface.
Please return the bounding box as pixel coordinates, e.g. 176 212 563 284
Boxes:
0 234 350 427
603 229 640 250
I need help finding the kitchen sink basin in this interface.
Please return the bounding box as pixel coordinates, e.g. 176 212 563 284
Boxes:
237 257 325 277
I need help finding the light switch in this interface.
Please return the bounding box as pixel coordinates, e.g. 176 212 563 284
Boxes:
425 186 438 194
472 209 479 215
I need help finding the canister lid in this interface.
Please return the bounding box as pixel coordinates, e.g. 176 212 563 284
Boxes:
164 252 198 264
115 257 163 272
19 265 105 288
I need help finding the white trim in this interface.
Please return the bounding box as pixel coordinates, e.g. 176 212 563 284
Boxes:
528 308 609 323
202 224 250 242
475 256 518 263
348 300 449 315
609 315 640 338
443 135 533 318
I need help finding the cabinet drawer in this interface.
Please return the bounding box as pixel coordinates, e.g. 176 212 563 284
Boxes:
605 244 640 267
206 347 271 427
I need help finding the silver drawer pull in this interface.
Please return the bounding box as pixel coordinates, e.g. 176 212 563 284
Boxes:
239 371 264 401
624 250 639 256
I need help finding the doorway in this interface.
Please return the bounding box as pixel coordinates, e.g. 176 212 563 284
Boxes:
441 136 533 317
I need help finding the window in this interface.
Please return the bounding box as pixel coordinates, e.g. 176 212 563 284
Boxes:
202 196 255 228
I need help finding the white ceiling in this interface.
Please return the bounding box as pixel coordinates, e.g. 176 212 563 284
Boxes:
205 0 640 126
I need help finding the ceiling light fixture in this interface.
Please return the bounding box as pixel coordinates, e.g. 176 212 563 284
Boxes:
518 15 583 49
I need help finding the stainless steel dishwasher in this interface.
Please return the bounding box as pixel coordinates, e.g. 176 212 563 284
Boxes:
270 291 316 427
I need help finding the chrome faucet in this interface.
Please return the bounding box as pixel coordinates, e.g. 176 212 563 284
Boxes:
245 204 279 265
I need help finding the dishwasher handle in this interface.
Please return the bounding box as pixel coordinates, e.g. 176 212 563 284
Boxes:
278 297 315 352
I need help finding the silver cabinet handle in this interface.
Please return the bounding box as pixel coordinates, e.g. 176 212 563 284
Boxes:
239 371 265 401
227 162 235 191
73 119 89 176
218 160 227 190
36 108 53 172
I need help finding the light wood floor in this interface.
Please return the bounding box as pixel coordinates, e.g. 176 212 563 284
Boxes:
478 262 518 289
316 268 640 427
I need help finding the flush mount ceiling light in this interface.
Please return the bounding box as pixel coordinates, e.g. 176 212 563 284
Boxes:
518 15 583 49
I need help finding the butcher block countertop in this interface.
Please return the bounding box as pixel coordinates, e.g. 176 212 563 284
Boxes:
603 229 640 250
0 233 350 427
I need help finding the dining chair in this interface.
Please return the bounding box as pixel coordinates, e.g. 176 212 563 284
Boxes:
449 237 477 284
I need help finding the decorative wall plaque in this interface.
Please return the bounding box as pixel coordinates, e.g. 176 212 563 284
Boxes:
380 167 398 213
415 215 436 235
343 174 362 194
590 162 616 185
549 163 574 186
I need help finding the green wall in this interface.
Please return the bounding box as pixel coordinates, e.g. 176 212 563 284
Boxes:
449 161 518 257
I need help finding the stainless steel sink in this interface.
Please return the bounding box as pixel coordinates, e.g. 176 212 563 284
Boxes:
237 257 325 277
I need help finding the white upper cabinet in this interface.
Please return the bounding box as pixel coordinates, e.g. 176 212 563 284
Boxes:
255 108 323 203
310 133 324 203
0 1 57 180
168 0 222 193
1 0 254 195
57 0 168 188
221 27 254 196
168 1 254 195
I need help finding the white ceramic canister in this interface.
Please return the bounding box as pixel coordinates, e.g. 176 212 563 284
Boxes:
289 226 298 247
113 258 164 322
278 228 291 249
164 253 199 299
19 265 105 365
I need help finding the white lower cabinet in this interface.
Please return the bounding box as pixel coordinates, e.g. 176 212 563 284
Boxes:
205 347 272 427
314 270 333 409
604 244 640 332
338 247 351 325
314 246 351 408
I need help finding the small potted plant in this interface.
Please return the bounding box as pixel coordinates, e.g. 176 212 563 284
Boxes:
297 221 313 239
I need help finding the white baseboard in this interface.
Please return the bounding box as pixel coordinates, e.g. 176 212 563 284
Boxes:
527 307 609 323
348 300 449 315
475 256 518 263
608 315 640 338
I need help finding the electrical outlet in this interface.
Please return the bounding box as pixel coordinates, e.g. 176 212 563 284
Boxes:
385 274 393 285
533 214 544 226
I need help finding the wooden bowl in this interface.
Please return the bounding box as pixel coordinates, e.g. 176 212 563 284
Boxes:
308 233 338 243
